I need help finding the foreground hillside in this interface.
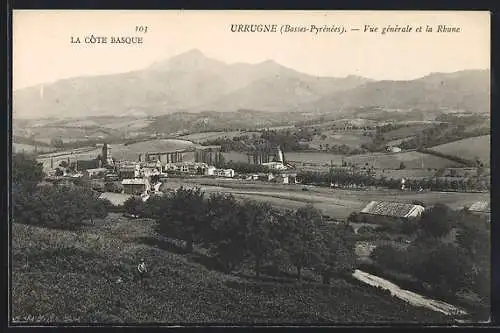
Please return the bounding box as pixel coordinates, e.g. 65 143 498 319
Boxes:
12 215 449 324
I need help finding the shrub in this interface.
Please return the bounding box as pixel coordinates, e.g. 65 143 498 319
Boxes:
13 185 109 230
104 182 123 193
123 196 145 218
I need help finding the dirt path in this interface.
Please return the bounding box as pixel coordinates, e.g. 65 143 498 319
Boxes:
352 270 467 317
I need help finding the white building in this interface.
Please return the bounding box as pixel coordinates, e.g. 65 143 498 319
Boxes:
205 165 217 176
164 162 209 174
386 146 402 153
262 161 287 170
279 173 299 184
215 169 235 178
85 168 107 179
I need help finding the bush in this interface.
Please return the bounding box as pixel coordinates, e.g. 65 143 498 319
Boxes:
90 182 105 193
105 182 123 193
123 196 145 217
13 185 109 230
370 245 409 272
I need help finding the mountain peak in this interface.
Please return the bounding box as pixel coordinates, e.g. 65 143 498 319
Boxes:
149 49 223 71
178 48 206 58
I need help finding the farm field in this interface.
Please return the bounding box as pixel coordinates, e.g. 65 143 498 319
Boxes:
429 135 490 166
164 178 488 219
284 151 462 169
464 119 490 133
112 139 196 161
373 169 438 180
381 124 434 141
305 119 381 129
13 143 57 154
20 127 113 143
309 131 372 149
386 137 416 147
348 151 462 169
99 118 153 130
11 216 449 323
36 148 101 172
179 131 260 143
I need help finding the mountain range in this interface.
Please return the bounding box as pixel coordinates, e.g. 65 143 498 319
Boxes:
13 49 490 119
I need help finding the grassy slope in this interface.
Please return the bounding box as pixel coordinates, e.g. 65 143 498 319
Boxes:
12 215 449 324
430 135 490 166
13 144 57 154
309 131 372 150
284 151 461 169
111 140 195 161
381 124 434 141
179 131 260 143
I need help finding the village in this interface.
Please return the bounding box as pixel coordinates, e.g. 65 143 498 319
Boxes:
36 141 490 228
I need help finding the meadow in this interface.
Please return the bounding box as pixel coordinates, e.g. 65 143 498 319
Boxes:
309 131 372 150
11 215 449 323
430 135 490 166
284 151 462 170
179 131 260 143
13 144 57 154
381 124 434 141
111 139 196 161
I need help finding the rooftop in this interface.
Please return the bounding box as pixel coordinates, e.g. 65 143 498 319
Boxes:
86 168 107 172
360 201 425 218
122 178 149 185
196 145 222 150
468 201 490 213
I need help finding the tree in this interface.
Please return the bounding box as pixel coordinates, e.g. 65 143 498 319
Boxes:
142 195 168 219
13 185 108 229
205 193 247 272
418 204 453 239
239 200 279 277
413 243 472 295
315 224 357 284
455 212 490 301
54 168 64 176
79 189 109 224
12 153 44 191
371 245 410 273
105 182 123 193
282 205 323 281
123 196 145 217
50 138 64 148
156 187 208 253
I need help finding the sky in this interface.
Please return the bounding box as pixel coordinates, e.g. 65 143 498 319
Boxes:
13 10 490 90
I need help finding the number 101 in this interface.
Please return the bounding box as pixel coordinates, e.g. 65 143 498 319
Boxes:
136 26 148 33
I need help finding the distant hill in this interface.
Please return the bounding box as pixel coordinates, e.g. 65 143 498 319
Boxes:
310 70 490 114
13 49 489 119
210 74 370 113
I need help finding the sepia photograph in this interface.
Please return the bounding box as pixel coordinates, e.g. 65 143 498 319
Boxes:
10 10 490 325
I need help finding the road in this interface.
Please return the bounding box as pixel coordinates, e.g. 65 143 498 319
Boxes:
352 270 467 317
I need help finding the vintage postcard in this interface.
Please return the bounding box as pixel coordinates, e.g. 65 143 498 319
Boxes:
11 10 490 325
